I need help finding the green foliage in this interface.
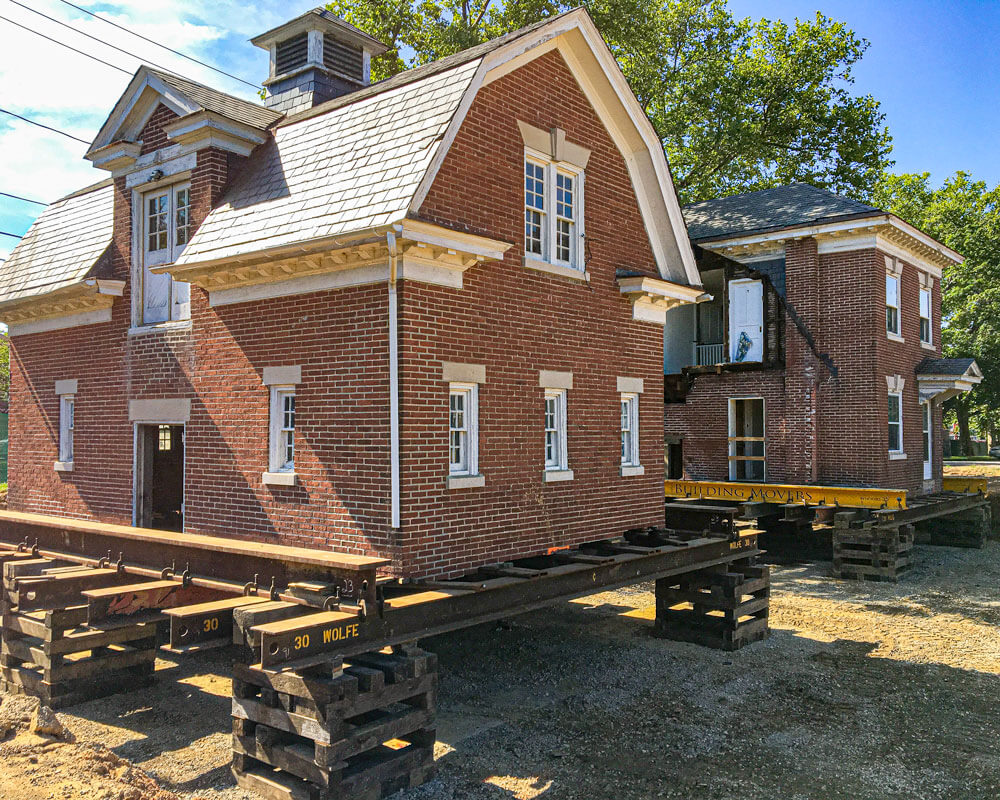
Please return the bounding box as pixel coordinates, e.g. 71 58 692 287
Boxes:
325 0 892 203
874 172 1000 444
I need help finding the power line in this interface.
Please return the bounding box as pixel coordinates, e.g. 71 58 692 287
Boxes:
0 231 23 239
1 192 47 206
0 107 91 145
8 0 185 79
0 13 131 75
54 0 259 90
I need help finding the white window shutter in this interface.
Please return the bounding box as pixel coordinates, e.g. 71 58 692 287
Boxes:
172 280 191 321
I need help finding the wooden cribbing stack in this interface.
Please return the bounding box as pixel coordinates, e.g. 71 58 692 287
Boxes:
0 555 158 708
231 647 438 800
832 515 914 582
652 555 770 651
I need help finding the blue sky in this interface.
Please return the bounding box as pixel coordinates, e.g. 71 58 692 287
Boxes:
2 0 998 261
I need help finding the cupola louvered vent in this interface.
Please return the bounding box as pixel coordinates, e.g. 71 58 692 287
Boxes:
275 33 309 75
323 36 363 82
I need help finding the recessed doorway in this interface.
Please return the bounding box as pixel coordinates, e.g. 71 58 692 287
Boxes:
135 423 184 531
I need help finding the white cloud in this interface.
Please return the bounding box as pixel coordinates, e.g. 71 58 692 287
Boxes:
0 0 309 232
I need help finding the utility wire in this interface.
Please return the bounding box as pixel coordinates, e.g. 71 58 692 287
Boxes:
0 14 131 75
54 0 259 90
1 192 47 206
0 107 91 145
8 0 186 79
0 231 24 239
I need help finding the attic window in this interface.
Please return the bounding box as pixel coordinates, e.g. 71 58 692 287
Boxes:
323 36 363 81
275 33 309 75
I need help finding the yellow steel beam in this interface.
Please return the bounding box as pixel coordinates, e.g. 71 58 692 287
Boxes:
665 480 907 510
942 476 989 495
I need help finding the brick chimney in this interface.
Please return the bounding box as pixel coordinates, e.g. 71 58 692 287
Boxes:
252 8 388 114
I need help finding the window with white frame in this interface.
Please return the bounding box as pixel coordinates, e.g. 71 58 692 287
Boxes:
448 383 478 476
140 183 191 325
919 286 931 344
58 394 74 464
544 388 568 471
620 393 639 467
269 387 295 473
524 153 584 269
886 271 900 336
888 391 903 454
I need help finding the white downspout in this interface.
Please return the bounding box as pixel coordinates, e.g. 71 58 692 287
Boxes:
387 231 401 529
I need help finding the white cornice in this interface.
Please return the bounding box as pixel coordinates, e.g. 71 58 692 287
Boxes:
163 111 268 157
160 220 512 306
617 275 710 325
0 280 123 334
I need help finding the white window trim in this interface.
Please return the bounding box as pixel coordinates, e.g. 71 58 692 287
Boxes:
919 286 932 347
132 181 193 328
55 393 74 471
523 147 586 276
543 387 572 482
447 382 481 488
888 390 905 457
264 385 297 486
620 392 640 472
886 271 902 340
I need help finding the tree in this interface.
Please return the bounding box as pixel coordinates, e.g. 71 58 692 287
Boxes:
874 172 1000 454
326 0 893 203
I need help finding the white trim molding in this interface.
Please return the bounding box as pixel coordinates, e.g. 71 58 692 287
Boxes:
128 398 192 423
620 465 645 477
886 375 905 393
617 275 711 325
262 471 298 487
523 257 590 282
517 121 592 168
447 474 486 490
543 468 574 483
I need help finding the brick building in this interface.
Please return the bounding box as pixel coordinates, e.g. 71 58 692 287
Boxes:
0 9 705 578
664 184 982 495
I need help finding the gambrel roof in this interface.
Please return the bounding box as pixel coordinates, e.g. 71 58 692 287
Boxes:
0 9 701 315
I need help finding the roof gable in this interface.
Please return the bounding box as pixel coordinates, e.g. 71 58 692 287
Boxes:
178 9 698 286
86 67 280 160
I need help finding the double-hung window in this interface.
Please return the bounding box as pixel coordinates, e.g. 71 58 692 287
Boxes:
886 272 901 337
524 153 584 270
919 287 932 344
544 388 568 473
620 393 639 468
448 383 478 477
888 391 903 454
141 183 191 325
269 387 295 473
58 394 74 465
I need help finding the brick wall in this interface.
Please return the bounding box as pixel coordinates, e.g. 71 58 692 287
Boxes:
10 47 673 577
665 240 944 495
138 104 179 155
401 49 667 577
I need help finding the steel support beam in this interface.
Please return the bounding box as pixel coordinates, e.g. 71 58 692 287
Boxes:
666 480 907 510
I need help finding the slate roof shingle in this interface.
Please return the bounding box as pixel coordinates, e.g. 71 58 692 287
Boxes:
916 358 979 376
0 180 114 303
176 57 482 264
683 183 883 243
150 70 282 131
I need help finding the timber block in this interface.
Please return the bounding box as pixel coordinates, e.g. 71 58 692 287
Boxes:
833 524 914 582
653 557 770 651
231 647 438 800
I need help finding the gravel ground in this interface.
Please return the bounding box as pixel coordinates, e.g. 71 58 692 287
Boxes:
2 542 999 800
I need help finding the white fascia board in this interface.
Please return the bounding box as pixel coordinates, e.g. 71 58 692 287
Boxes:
164 111 268 154
699 215 892 251
400 219 512 260
617 275 707 304
88 141 143 172
9 307 112 336
408 9 699 288
87 68 199 159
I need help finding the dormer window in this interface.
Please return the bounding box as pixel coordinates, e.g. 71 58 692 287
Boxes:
140 183 191 326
